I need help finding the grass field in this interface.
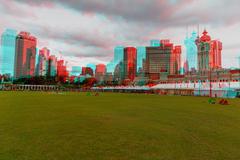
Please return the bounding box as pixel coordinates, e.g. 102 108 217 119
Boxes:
0 91 240 160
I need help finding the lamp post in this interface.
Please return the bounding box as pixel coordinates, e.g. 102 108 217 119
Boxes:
209 62 212 98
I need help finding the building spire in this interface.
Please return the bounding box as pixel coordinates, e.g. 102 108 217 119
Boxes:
203 27 208 35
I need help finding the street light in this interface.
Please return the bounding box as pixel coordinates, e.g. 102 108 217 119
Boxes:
209 62 212 98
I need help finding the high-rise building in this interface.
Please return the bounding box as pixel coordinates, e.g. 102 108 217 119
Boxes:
137 46 146 75
70 66 82 76
36 47 50 76
146 39 181 80
146 46 171 80
86 64 96 75
14 32 37 79
95 64 106 82
57 60 68 76
0 29 17 77
170 45 182 75
184 31 198 71
47 55 57 77
81 67 94 76
106 60 115 74
123 47 137 81
113 46 124 81
150 40 161 47
196 30 222 73
114 46 124 65
114 61 124 82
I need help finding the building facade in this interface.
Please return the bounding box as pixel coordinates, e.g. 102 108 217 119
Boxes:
47 55 57 77
114 46 124 66
170 45 182 75
137 46 146 75
113 46 124 81
14 32 37 79
57 60 68 77
0 29 17 77
146 40 181 81
81 67 94 76
37 47 50 76
95 64 106 82
184 31 198 72
150 40 161 47
196 30 222 73
70 66 82 76
123 47 137 81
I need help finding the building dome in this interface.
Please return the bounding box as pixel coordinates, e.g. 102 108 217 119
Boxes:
200 29 211 42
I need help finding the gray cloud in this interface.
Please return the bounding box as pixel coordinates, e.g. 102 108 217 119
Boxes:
13 0 240 26
1 0 240 67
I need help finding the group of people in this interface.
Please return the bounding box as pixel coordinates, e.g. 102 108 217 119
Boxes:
208 98 229 105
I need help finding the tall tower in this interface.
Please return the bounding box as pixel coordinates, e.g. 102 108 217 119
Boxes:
37 47 50 76
57 59 69 82
196 30 222 72
184 31 198 71
114 46 124 65
146 39 181 80
0 29 17 77
47 55 57 77
171 45 182 75
14 32 37 79
113 46 124 81
137 46 146 75
86 64 96 75
124 47 137 81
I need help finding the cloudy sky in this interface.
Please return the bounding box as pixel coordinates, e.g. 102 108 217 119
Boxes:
0 0 240 69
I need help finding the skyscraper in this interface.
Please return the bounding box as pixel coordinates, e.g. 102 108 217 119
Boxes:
146 46 171 80
146 39 181 80
123 47 137 81
36 47 50 76
114 46 124 80
106 60 115 74
196 30 222 73
86 64 96 75
57 59 69 82
0 29 17 77
184 31 198 71
114 61 124 82
81 67 94 76
150 40 161 47
170 45 182 75
137 46 146 75
14 32 37 79
114 46 124 65
95 64 106 82
47 55 57 77
70 66 82 76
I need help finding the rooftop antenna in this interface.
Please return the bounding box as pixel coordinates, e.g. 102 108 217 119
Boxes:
204 26 207 33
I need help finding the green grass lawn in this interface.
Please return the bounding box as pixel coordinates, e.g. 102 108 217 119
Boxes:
0 92 240 160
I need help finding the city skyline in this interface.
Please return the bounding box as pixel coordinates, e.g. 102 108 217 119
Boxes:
0 0 240 69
